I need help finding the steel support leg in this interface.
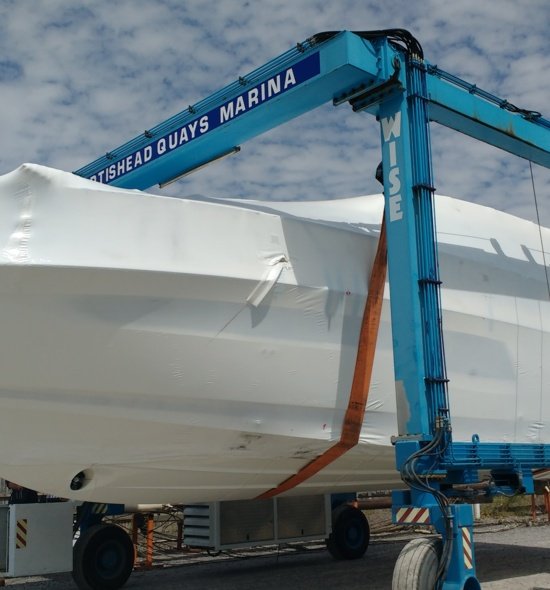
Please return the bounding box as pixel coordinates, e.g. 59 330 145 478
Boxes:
392 490 481 590
437 504 480 590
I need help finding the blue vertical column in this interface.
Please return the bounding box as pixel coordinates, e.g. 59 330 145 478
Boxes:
378 51 449 440
407 56 450 440
377 58 430 438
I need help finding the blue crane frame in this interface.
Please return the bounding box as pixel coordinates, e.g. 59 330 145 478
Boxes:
75 31 550 589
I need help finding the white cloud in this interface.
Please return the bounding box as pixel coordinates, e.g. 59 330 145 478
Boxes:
0 0 548 225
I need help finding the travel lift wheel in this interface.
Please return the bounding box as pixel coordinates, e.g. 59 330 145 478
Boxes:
73 524 135 590
392 538 441 590
325 504 370 560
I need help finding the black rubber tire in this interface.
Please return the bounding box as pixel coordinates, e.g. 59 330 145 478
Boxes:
325 504 370 560
73 524 135 590
392 537 441 590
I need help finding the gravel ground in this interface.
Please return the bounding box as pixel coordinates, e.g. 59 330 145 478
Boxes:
4 520 549 589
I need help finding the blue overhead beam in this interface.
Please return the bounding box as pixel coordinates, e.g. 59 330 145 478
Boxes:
426 68 550 168
75 32 550 192
75 32 381 190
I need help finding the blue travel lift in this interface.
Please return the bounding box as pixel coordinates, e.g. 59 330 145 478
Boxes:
74 30 550 589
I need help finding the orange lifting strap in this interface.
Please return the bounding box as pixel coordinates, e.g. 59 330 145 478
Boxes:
258 213 387 499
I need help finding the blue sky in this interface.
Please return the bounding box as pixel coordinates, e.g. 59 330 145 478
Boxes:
0 0 549 224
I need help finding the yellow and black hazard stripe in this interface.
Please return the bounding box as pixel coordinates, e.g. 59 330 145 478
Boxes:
15 519 27 549
92 503 109 515
462 527 473 570
395 506 431 525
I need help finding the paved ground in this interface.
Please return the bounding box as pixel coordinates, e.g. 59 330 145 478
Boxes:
5 521 550 589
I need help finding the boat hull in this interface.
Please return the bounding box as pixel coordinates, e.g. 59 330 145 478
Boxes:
0 164 548 504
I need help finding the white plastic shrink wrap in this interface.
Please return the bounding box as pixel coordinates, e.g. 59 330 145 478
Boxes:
0 163 547 504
